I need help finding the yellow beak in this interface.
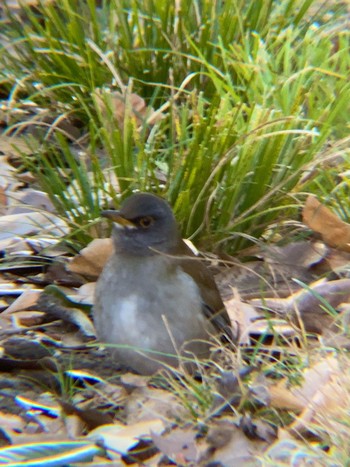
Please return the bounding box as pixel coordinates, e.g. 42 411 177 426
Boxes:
101 210 137 230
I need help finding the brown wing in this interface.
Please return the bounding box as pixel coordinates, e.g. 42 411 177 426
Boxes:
173 240 231 335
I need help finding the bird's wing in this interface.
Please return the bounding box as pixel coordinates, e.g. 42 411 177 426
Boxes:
173 241 232 336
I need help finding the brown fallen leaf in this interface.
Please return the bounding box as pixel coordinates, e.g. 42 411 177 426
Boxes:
0 186 7 215
0 135 37 158
64 414 85 439
291 278 350 333
59 400 114 430
74 282 96 305
262 240 327 269
7 189 55 215
303 195 350 252
224 289 260 344
216 252 317 301
88 419 164 455
265 430 322 464
1 0 55 10
203 420 266 465
269 356 343 419
251 278 350 334
10 311 46 328
68 238 113 278
3 290 42 315
93 90 163 133
151 427 198 464
288 356 350 439
311 245 350 277
36 291 95 338
269 381 305 411
125 386 186 424
2 337 49 361
0 411 25 437
0 212 68 240
240 414 277 443
246 318 297 340
120 372 149 389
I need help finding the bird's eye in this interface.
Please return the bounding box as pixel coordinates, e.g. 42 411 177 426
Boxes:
139 216 154 228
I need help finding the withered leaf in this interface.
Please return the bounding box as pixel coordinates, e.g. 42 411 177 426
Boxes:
68 238 113 279
303 195 350 252
93 90 163 133
251 278 350 334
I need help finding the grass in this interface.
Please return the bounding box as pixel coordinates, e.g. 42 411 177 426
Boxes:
1 3 350 463
1 0 349 251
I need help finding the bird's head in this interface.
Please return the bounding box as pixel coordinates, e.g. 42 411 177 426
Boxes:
102 193 181 256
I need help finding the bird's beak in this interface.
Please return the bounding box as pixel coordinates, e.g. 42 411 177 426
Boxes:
101 210 137 230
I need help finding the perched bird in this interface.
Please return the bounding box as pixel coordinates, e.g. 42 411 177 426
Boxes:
94 193 231 375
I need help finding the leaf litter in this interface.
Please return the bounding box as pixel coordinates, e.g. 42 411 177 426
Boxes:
1 118 350 464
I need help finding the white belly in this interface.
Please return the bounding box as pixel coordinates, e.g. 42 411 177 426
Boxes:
93 254 215 374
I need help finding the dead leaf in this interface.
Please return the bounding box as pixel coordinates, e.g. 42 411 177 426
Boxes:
88 419 164 455
291 356 339 404
120 373 149 389
68 238 113 278
288 356 350 438
303 195 350 252
0 236 34 255
251 278 350 334
0 411 25 433
0 136 36 157
214 370 242 406
151 427 198 463
0 154 22 213
248 379 272 408
36 290 95 338
321 248 350 274
1 0 55 10
3 289 41 314
125 386 185 424
265 432 322 464
10 310 46 327
246 318 297 339
93 90 163 133
240 415 277 443
7 189 55 215
0 186 7 215
204 420 266 465
2 337 51 360
74 283 96 305
0 212 68 240
269 381 305 411
262 240 327 269
64 414 85 439
270 355 348 431
0 235 63 257
216 256 313 301
224 289 260 344
291 278 350 333
125 387 186 424
59 400 113 431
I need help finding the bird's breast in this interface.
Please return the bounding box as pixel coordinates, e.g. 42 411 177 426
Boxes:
94 253 214 343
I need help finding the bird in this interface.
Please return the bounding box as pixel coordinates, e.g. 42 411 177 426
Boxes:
93 192 231 375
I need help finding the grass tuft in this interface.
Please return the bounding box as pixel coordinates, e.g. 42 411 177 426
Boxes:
0 0 349 250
